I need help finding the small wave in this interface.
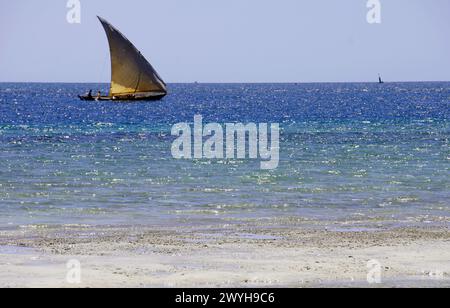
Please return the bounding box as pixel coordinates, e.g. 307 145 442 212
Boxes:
171 209 223 215
186 188 238 193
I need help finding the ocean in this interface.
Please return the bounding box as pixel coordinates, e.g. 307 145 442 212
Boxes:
0 82 449 230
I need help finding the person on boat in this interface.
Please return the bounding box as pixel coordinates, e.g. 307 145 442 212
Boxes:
97 91 102 99
86 90 93 99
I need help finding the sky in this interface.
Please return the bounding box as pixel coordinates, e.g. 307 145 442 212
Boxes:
0 0 450 83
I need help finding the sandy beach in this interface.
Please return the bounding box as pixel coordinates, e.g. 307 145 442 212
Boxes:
1 219 449 288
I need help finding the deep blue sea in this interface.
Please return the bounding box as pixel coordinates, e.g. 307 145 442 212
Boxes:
0 83 449 229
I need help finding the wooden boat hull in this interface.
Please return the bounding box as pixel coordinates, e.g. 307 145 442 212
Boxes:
78 93 166 102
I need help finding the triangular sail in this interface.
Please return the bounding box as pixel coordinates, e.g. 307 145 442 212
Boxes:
98 17 167 97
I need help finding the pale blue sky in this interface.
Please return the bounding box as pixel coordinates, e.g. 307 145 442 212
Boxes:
1 0 449 83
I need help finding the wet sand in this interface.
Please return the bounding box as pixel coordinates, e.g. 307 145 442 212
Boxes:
0 220 449 288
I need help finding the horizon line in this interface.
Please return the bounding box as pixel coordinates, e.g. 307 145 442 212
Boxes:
1 80 450 85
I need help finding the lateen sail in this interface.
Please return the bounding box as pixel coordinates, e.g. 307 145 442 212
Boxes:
98 16 167 98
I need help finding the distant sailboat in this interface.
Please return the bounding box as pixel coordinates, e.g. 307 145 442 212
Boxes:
378 74 384 84
79 17 167 101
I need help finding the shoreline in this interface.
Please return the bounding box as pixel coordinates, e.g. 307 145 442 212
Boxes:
1 221 449 288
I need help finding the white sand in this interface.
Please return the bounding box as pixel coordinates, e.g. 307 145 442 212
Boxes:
0 223 449 288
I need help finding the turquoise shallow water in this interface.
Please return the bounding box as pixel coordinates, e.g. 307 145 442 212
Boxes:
0 83 449 228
